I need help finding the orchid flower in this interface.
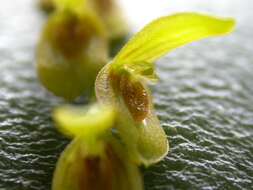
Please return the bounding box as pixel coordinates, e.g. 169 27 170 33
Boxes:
37 0 108 100
52 104 143 190
51 12 235 190
39 0 128 39
95 12 235 165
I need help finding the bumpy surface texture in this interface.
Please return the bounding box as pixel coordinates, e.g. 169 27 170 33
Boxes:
0 0 252 189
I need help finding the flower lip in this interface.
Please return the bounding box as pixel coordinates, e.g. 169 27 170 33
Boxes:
53 103 116 138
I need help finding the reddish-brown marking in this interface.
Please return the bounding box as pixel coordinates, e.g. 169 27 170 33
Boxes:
110 71 150 122
78 154 113 190
49 14 94 59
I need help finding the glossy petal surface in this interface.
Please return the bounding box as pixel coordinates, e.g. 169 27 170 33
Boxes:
112 13 235 70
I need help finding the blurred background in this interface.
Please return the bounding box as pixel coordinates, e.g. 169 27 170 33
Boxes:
120 0 251 31
0 0 252 189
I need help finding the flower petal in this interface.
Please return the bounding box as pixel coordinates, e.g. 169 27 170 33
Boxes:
53 104 116 138
112 12 235 70
136 111 169 166
115 111 169 166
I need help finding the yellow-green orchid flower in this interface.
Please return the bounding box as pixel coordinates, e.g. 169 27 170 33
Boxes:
39 0 128 40
52 104 143 190
37 0 108 100
95 12 235 166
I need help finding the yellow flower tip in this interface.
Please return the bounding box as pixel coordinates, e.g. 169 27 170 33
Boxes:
53 103 116 138
219 17 236 34
197 13 236 36
112 12 236 70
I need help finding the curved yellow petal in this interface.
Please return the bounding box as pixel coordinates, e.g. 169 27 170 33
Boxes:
112 12 235 70
53 104 116 138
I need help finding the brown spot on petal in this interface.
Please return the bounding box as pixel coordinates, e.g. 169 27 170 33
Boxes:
120 74 150 122
48 13 94 59
109 70 150 122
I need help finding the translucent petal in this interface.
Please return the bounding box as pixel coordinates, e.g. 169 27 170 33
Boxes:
115 111 169 166
112 12 235 70
136 111 169 166
123 61 158 82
